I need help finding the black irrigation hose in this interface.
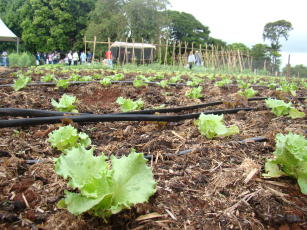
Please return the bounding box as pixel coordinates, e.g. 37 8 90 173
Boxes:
0 96 305 118
0 108 89 117
0 107 254 128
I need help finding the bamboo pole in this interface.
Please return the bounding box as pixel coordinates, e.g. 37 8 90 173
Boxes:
172 41 176 65
84 36 87 54
142 38 145 65
237 50 243 72
178 41 182 66
164 39 168 65
124 38 128 64
159 38 162 64
92 36 97 63
132 39 135 65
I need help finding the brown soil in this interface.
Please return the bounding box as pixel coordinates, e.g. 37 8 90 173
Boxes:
0 68 306 230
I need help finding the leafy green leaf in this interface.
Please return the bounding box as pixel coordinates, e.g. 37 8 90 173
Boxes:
289 108 305 119
116 97 144 112
12 75 31 91
51 94 78 112
238 88 257 99
195 113 239 139
265 98 305 118
185 86 203 99
263 133 307 194
48 125 91 151
56 148 156 219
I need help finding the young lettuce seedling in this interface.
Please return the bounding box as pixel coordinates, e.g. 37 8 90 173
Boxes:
265 98 305 119
116 97 144 112
51 94 78 113
195 114 239 139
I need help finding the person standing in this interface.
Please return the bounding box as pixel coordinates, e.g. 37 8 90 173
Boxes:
188 51 196 70
195 51 202 66
67 51 73 65
105 50 113 67
80 51 86 64
72 51 79 65
87 51 93 64
2 51 8 67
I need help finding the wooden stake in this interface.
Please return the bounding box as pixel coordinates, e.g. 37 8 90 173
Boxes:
92 36 97 63
84 36 87 54
172 41 176 65
164 39 169 65
142 38 145 65
132 39 135 65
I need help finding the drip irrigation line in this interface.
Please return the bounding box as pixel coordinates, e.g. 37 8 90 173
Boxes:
0 136 269 164
0 107 254 128
0 108 89 117
0 96 304 118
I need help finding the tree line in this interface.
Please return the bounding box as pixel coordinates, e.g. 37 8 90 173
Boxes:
1 0 303 76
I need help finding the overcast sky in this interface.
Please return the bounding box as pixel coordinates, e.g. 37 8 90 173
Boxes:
169 0 307 66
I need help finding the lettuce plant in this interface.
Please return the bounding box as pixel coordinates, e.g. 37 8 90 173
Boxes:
185 86 203 99
195 114 239 139
56 79 70 89
263 133 307 194
238 88 257 99
277 82 298 96
51 94 78 113
48 125 91 152
41 74 55 82
157 80 169 88
133 79 147 88
12 75 31 91
187 77 203 87
265 98 305 119
55 147 156 220
100 77 112 86
215 78 232 87
116 97 144 112
169 75 181 84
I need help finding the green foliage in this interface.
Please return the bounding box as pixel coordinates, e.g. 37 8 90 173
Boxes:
185 86 203 99
8 52 35 67
116 97 144 112
157 80 169 88
195 114 239 139
250 44 271 70
186 77 203 87
169 75 181 84
20 0 96 52
238 88 257 99
100 77 112 86
12 75 31 91
133 78 148 88
227 43 250 53
55 147 156 219
215 78 232 87
166 10 210 46
48 125 91 152
56 79 70 89
265 98 305 119
41 74 55 82
51 94 78 113
277 81 298 96
283 64 307 78
263 133 307 194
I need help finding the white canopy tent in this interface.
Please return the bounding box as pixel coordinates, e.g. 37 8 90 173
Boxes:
0 18 19 52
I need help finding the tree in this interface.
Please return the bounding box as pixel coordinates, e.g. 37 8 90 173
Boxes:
227 43 250 52
20 0 96 52
125 0 169 42
250 43 271 71
282 64 307 78
263 20 293 72
85 0 127 42
166 11 210 46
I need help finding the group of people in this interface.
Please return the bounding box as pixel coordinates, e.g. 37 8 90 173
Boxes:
36 51 94 66
187 51 203 69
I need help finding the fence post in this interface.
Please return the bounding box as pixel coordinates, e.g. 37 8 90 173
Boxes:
92 36 97 63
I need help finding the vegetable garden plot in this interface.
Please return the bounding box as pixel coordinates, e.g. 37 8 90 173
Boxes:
0 67 306 230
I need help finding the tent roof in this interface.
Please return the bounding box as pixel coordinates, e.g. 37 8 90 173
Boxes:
111 41 156 49
0 18 18 42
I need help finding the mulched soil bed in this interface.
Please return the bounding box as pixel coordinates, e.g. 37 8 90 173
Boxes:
0 68 306 230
